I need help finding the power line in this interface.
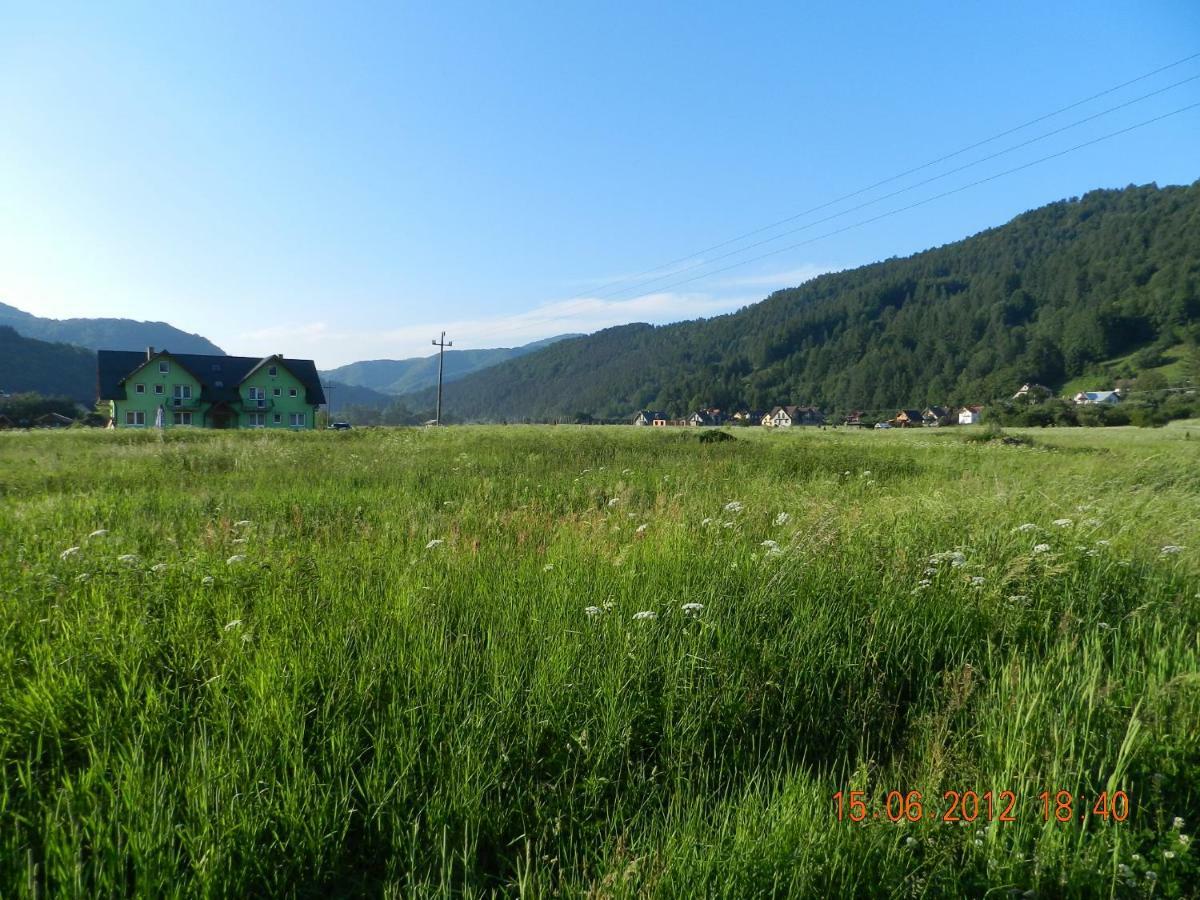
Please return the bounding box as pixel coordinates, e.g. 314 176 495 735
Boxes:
595 72 1200 301
581 50 1200 300
635 101 1200 298
479 99 1200 341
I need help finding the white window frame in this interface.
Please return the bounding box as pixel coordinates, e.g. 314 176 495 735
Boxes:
172 411 192 426
288 412 305 427
154 384 164 394
159 361 170 374
289 387 298 397
125 411 145 426
135 383 145 394
272 387 281 397
248 412 266 428
273 413 282 424
268 365 278 377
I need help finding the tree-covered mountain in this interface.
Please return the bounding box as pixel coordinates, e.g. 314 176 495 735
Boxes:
400 182 1200 422
320 334 581 395
0 326 96 406
0 302 224 355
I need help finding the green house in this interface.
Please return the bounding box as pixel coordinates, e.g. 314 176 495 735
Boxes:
98 348 326 429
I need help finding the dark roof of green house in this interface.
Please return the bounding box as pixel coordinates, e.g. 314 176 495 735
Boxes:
97 350 326 405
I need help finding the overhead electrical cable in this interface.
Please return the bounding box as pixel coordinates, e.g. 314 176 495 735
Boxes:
594 72 1200 301
580 51 1200 300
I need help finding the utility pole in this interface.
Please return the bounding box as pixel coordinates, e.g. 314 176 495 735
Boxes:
432 331 453 426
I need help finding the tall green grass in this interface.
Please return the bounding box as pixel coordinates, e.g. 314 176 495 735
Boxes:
0 426 1197 897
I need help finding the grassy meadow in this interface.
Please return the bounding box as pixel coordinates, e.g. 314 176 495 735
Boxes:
1 424 1198 897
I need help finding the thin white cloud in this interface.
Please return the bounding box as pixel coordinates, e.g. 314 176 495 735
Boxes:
712 264 833 289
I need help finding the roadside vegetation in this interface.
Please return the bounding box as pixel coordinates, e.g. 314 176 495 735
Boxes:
1 426 1197 897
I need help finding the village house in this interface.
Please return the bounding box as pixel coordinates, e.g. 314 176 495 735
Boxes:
632 410 670 426
763 405 825 427
842 411 865 427
1073 390 1122 405
1012 383 1053 401
687 409 725 426
892 409 924 427
98 348 325 429
922 406 952 427
958 405 983 425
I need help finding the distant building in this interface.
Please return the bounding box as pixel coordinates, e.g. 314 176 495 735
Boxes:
633 410 669 426
893 409 923 427
1012 383 1053 401
98 347 325 429
687 410 724 426
958 405 983 425
764 405 824 427
1073 390 1122 405
842 411 865 427
922 406 952 427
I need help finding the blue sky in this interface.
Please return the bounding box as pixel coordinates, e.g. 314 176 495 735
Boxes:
2 1 1198 367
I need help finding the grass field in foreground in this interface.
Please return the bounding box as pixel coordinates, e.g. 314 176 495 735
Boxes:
1 425 1198 897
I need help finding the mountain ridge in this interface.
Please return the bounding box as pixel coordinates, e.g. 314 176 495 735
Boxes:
0 302 225 356
320 334 582 395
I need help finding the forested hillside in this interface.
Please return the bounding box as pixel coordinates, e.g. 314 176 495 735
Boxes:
403 182 1200 421
0 327 96 405
321 334 580 395
0 302 224 355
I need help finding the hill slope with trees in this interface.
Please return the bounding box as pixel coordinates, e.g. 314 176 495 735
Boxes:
0 302 224 355
401 182 1200 421
321 334 582 395
0 326 96 405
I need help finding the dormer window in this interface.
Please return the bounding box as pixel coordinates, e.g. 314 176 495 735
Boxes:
159 361 169 374
268 365 278 377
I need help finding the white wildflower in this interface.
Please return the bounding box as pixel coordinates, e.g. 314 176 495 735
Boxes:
607 497 620 507
425 539 444 549
681 602 704 616
86 529 108 539
233 520 252 528
861 470 871 477
774 512 791 526
224 619 242 630
632 610 657 621
1082 518 1102 527
905 837 917 848
118 554 139 565
201 576 215 586
1173 817 1185 829
1097 622 1110 630
1118 864 1132 877
722 521 735 528
60 546 81 560
150 563 168 573
949 552 966 567
723 500 743 513
231 537 248 545
974 839 983 847
1008 594 1029 602
543 564 554 571
75 572 90 583
1180 834 1191 846
923 567 938 576
1033 543 1051 554
970 576 985 587
1095 539 1110 547
226 554 246 565
1164 851 1176 860
635 523 648 534
917 579 932 587
760 540 779 550
1160 545 1184 555
1014 523 1038 533
700 517 712 526
1052 518 1073 527
621 468 632 475
584 606 602 617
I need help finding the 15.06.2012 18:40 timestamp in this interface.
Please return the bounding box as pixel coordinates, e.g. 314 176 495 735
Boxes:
833 789 1131 824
